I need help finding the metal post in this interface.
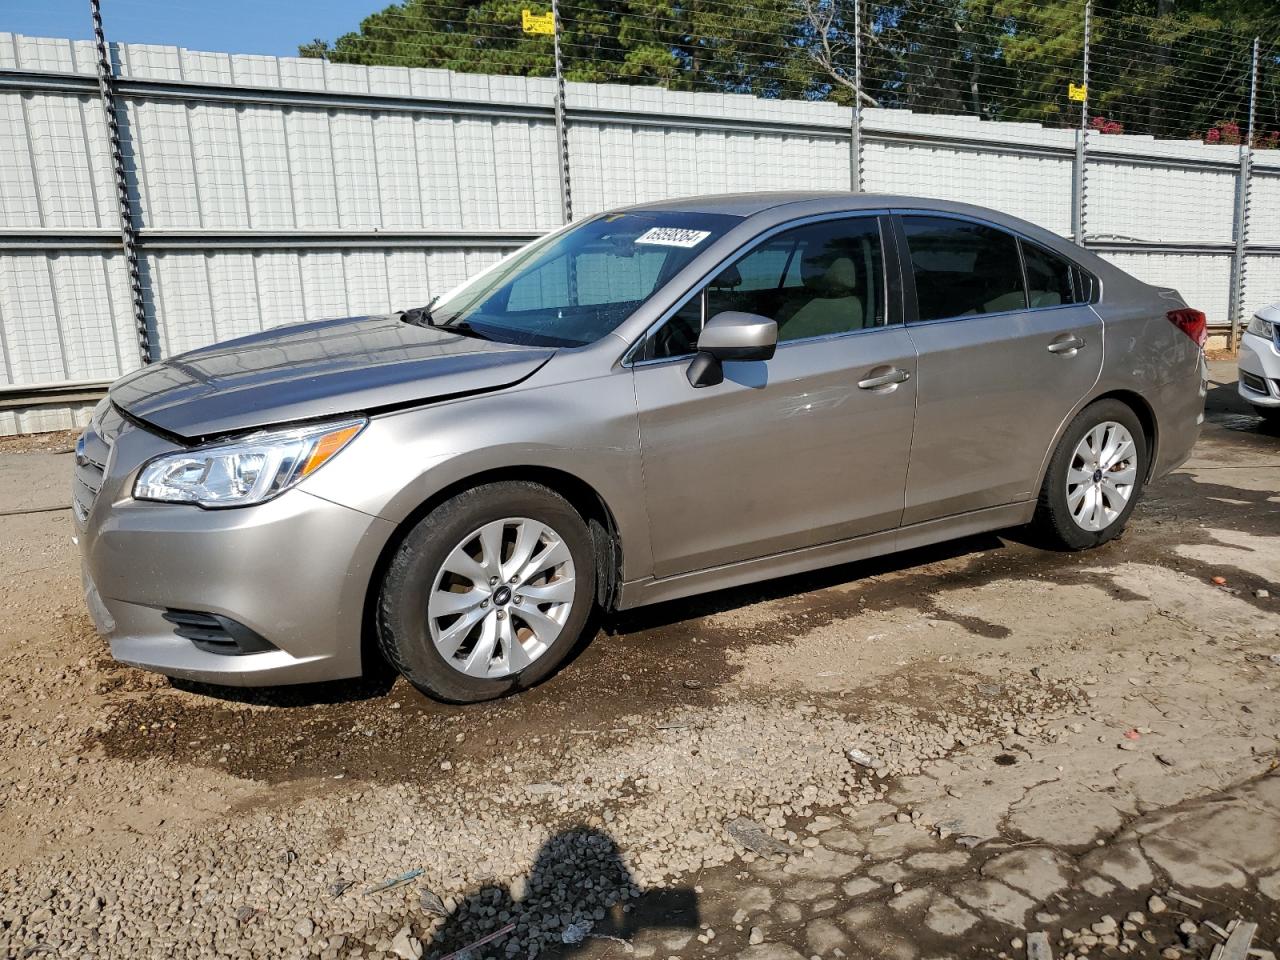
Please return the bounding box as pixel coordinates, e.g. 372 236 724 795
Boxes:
90 0 151 364
551 0 572 223
1071 0 1091 246
850 0 863 192
1228 36 1260 349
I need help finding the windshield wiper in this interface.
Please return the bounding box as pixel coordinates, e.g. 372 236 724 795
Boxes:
398 296 440 328
442 320 494 341
400 299 495 342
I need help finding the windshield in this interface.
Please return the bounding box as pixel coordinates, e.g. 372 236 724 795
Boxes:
426 211 740 347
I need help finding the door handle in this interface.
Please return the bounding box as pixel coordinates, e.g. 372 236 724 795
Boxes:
1047 335 1085 355
857 367 911 390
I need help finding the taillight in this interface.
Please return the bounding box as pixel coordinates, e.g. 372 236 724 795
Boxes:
1167 308 1207 349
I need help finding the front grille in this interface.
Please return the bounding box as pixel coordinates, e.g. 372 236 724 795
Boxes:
1240 370 1271 396
72 403 123 523
161 609 277 656
72 442 106 523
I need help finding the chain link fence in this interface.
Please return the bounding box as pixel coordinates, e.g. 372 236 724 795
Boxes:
0 0 1277 434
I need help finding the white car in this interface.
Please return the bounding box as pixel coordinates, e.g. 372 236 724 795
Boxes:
1239 303 1280 425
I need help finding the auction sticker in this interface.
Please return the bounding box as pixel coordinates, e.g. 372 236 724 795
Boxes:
635 227 712 248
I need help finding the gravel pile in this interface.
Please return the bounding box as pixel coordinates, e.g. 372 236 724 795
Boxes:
0 671 1085 959
1058 911 1152 956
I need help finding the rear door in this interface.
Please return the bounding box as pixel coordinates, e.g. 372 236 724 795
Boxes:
894 213 1102 525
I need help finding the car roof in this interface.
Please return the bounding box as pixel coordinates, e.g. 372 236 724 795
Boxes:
620 191 858 217
617 191 1118 272
617 191 995 218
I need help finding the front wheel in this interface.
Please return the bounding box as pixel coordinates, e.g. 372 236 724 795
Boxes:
1032 399 1147 551
377 481 596 703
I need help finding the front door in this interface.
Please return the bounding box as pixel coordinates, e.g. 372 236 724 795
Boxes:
631 215 918 579
896 214 1104 525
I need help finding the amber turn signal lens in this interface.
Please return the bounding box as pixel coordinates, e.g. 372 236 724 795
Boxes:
301 424 363 477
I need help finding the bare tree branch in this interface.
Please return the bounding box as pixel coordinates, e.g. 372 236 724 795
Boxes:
798 0 880 106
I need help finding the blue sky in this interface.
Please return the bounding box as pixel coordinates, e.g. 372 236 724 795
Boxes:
4 0 381 58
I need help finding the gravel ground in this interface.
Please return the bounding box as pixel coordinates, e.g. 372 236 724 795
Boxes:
0 362 1277 960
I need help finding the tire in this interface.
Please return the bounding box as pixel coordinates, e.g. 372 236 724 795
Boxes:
1032 399 1148 551
377 481 597 704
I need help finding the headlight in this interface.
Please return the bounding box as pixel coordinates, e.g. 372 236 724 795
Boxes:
134 419 365 508
1248 314 1275 339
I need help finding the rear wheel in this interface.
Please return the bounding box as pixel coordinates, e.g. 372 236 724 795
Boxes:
1032 399 1147 551
377 481 596 703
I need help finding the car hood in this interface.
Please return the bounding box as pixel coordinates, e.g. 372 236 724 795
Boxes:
109 315 555 440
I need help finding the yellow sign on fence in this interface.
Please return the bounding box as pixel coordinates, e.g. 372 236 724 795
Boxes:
522 10 555 35
1068 83 1088 102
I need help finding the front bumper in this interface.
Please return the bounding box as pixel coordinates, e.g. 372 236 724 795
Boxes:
1238 330 1280 408
75 411 395 686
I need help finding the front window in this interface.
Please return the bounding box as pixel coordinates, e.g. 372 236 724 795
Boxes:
647 216 888 359
425 211 739 347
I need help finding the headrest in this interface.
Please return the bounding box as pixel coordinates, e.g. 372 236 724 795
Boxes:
802 256 858 295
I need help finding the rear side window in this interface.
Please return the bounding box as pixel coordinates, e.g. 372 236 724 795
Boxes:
1021 241 1077 308
902 216 1026 321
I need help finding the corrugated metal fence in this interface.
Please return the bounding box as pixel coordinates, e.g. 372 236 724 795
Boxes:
0 30 1277 435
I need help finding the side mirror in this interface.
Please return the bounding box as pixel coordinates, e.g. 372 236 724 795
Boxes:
687 311 777 388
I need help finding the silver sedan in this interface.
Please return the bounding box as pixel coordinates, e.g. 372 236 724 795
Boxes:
74 193 1207 703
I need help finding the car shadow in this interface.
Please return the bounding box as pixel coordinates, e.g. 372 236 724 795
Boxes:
602 531 1007 637
1204 373 1280 436
424 825 698 959
167 662 397 707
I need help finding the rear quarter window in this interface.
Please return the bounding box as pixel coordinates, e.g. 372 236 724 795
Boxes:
1073 265 1099 303
1021 241 1077 308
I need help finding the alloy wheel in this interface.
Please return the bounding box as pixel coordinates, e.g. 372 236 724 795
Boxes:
1066 421 1139 532
428 517 576 678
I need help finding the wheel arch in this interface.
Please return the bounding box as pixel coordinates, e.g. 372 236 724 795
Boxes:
1035 387 1161 500
1089 388 1159 481
358 466 624 675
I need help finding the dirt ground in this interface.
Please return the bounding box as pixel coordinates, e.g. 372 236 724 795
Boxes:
0 359 1277 960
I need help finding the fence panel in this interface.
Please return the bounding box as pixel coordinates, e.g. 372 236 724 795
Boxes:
1242 42 1280 325
1084 10 1262 337
1 18 1278 435
861 113 1076 235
